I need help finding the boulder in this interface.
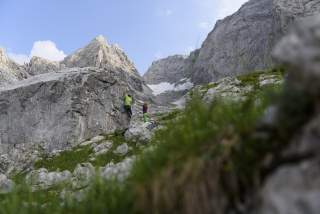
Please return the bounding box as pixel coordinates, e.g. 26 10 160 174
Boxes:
124 120 157 143
259 160 320 214
113 143 129 156
258 15 320 214
0 173 14 193
91 140 113 156
100 157 135 182
0 67 143 153
26 168 72 190
72 163 95 189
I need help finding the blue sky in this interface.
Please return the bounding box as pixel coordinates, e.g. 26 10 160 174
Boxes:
0 0 246 74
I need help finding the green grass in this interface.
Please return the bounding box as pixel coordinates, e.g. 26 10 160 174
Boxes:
34 145 93 172
1 77 291 214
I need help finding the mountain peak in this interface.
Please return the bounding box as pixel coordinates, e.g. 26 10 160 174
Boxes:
92 35 108 45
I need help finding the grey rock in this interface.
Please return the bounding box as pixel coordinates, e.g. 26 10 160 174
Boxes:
62 35 139 75
258 14 320 214
0 48 28 86
143 54 194 85
259 159 320 214
202 77 253 103
90 135 106 144
100 157 135 182
124 120 156 143
273 15 320 95
0 67 144 153
25 56 60 76
191 0 320 84
72 163 95 189
144 0 320 90
26 168 72 190
0 173 14 193
113 143 129 156
143 51 198 103
91 140 113 156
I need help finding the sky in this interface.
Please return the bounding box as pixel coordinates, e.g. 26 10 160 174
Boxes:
0 0 247 74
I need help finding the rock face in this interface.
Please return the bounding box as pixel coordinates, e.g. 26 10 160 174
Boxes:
0 67 146 153
143 52 198 104
0 48 28 85
62 36 138 75
25 56 60 76
257 15 320 214
143 54 195 85
191 0 320 84
144 0 320 91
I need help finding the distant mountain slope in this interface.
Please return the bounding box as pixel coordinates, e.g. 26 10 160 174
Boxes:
144 0 320 96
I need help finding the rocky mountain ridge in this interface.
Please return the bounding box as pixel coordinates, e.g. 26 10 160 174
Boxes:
0 35 140 87
144 0 320 101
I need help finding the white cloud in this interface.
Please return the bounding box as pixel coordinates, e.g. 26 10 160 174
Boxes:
215 0 247 19
8 40 66 65
30 41 66 62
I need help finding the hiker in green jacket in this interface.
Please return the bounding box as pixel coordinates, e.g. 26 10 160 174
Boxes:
124 94 133 118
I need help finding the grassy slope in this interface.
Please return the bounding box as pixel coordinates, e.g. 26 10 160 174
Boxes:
0 69 287 214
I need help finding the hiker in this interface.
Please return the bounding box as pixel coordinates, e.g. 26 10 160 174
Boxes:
143 102 150 123
124 94 133 118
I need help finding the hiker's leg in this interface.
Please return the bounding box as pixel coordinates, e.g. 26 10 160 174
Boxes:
144 113 149 122
128 107 133 118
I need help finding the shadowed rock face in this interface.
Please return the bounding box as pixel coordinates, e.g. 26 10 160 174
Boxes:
0 67 144 153
191 0 320 84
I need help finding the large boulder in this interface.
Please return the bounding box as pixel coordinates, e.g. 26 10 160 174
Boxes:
0 67 145 154
258 15 320 214
0 173 14 193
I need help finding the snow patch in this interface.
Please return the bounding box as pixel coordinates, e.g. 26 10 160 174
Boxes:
148 79 194 95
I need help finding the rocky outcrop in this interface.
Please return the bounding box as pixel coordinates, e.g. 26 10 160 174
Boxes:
0 48 28 85
191 0 320 84
25 56 60 76
0 67 147 156
62 36 139 75
257 15 320 214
